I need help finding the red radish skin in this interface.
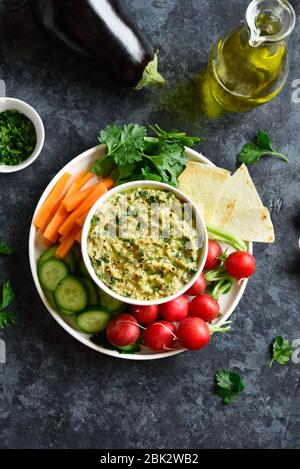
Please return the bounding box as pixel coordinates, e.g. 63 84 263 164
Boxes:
186 273 206 296
189 294 220 322
130 305 159 325
159 295 189 322
225 251 256 280
178 317 211 351
143 321 177 351
106 314 140 347
204 240 222 270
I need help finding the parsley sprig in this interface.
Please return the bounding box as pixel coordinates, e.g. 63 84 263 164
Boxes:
215 370 245 404
238 129 289 166
90 123 202 186
270 336 293 367
0 241 13 255
0 281 16 329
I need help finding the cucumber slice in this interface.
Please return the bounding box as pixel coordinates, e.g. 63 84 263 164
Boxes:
76 307 110 334
78 257 90 278
38 244 75 273
117 342 141 353
81 278 99 306
98 290 126 314
54 276 88 312
38 259 69 292
64 252 76 274
38 245 58 266
58 307 75 317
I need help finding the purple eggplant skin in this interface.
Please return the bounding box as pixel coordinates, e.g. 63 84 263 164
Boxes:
32 0 165 89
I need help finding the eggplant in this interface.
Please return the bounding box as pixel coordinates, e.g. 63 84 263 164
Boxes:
32 0 165 90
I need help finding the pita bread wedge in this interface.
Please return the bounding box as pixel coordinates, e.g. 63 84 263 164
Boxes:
223 207 275 243
222 164 264 210
178 162 231 223
210 197 237 227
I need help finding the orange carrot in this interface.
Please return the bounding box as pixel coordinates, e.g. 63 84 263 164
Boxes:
56 226 81 258
76 211 89 227
42 170 91 242
101 177 114 190
76 171 94 190
62 183 98 212
34 173 72 230
75 228 82 243
43 238 53 247
43 182 80 243
59 182 108 237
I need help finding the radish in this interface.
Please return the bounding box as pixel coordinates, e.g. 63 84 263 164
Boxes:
130 305 159 325
189 294 220 322
225 251 256 280
204 240 222 270
159 295 189 322
177 317 211 351
106 314 140 347
143 321 177 351
185 273 206 296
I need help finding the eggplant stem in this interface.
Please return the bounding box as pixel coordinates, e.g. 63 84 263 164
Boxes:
134 51 166 91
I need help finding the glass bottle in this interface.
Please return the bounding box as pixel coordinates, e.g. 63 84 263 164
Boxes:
208 0 296 112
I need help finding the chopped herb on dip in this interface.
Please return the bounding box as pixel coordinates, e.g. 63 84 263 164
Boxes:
0 110 36 166
87 188 202 301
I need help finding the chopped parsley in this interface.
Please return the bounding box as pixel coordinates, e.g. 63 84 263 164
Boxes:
0 110 36 166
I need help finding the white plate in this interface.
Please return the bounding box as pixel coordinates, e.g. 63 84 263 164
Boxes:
29 145 252 360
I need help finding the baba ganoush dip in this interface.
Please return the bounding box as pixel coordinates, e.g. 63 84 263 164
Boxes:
87 188 202 301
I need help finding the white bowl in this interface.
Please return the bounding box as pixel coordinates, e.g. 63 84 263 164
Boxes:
29 145 251 360
81 180 208 306
0 97 45 173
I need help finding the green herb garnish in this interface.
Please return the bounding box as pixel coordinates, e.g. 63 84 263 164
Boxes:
0 241 13 255
270 336 293 367
238 129 289 166
90 123 203 187
0 110 36 166
215 369 245 404
0 281 16 329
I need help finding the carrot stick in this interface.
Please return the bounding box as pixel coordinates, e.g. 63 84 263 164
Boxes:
43 181 81 243
59 182 108 237
62 183 98 212
101 177 114 190
56 226 81 258
42 169 93 241
76 172 94 190
76 211 89 227
34 173 72 230
75 228 83 243
43 238 53 247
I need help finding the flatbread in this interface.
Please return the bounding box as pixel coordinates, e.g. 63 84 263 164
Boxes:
222 164 264 210
178 162 231 223
210 197 237 227
223 207 275 243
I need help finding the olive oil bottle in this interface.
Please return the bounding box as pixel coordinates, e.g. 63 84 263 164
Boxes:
208 0 296 112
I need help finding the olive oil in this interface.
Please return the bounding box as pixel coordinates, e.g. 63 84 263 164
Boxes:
208 0 295 112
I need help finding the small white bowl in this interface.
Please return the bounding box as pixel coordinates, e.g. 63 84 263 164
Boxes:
82 180 208 306
0 97 45 173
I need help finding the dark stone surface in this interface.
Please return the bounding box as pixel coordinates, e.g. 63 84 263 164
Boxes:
0 0 299 449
